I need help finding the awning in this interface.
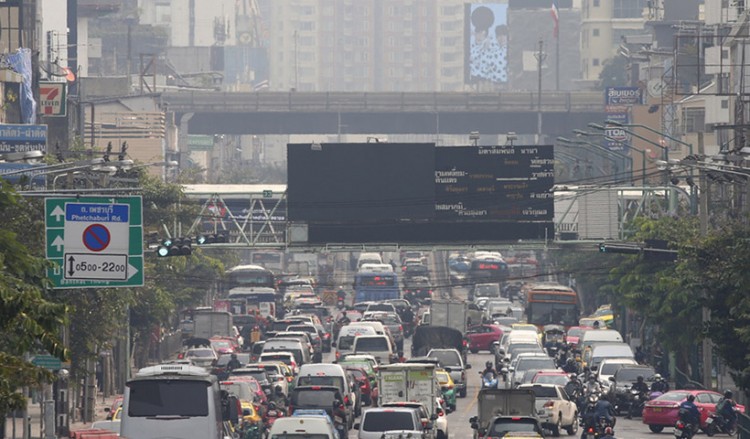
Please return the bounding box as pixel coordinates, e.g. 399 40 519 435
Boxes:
0 68 23 83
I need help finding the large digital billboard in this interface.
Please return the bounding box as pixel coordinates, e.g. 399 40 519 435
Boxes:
465 3 509 85
435 145 554 221
287 143 436 222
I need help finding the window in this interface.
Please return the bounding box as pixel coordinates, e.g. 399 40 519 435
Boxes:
683 108 706 133
593 29 600 37
593 0 600 6
613 0 647 18
593 58 600 66
128 381 209 417
721 99 729 109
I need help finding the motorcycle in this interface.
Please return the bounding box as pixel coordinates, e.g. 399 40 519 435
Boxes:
336 297 346 310
580 416 613 439
673 419 697 439
481 371 498 389
705 409 739 436
627 388 647 418
263 402 285 432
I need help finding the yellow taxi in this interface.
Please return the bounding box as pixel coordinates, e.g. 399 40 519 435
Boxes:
111 407 122 421
592 305 615 328
241 401 262 425
435 369 457 412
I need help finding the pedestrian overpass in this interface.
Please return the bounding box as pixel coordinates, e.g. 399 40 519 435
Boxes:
182 184 690 250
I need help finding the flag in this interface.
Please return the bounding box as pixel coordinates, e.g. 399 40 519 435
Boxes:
551 0 559 38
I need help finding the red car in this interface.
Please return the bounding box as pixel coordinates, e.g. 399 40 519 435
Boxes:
465 324 504 353
564 326 592 348
210 336 240 354
642 389 745 433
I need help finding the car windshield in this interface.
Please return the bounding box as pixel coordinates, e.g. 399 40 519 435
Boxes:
528 386 557 398
293 390 337 406
517 358 556 371
362 412 416 431
186 349 214 358
235 371 268 384
261 354 292 365
297 376 343 389
489 419 538 436
355 338 389 351
220 382 254 401
216 354 250 366
600 363 627 375
272 435 329 439
128 380 209 417
534 375 568 386
656 392 690 402
616 368 655 382
429 350 461 367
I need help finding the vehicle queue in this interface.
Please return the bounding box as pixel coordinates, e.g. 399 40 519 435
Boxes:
81 250 745 439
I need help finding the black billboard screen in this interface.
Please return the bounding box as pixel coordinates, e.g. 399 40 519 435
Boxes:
287 143 435 222
435 145 554 221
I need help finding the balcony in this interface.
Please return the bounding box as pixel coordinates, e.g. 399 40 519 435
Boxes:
78 0 120 17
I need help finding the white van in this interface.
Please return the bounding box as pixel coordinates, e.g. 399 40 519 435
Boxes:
269 416 338 439
580 329 623 345
357 253 383 271
335 325 376 360
587 343 634 370
352 335 397 365
121 363 236 439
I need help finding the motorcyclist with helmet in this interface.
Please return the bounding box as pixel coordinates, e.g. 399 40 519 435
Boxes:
650 374 670 393
626 375 650 419
563 357 579 374
678 394 701 435
481 361 497 387
715 389 738 431
226 353 242 371
336 287 347 307
584 374 602 397
270 385 289 414
594 393 616 428
565 374 584 410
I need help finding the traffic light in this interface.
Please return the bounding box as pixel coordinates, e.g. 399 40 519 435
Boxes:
196 232 229 245
156 237 192 257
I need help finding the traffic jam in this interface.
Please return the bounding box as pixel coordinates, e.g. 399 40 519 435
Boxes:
83 250 744 439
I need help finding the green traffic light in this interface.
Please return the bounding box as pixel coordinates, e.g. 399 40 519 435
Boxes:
599 243 606 252
157 246 170 257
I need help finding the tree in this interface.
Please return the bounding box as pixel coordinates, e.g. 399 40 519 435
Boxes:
598 56 629 89
685 221 750 399
0 181 67 416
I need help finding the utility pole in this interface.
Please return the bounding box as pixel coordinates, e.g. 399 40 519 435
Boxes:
534 38 546 141
294 30 299 91
697 132 713 389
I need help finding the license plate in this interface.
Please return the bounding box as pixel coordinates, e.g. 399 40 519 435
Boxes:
653 408 663 412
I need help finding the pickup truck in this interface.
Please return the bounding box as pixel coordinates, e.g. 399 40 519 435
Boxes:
469 388 540 439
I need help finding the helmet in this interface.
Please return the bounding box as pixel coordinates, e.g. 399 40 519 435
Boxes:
231 353 238 359
275 385 284 395
486 361 493 369
604 427 613 435
724 390 733 399
687 394 696 402
588 375 596 382
654 373 662 380
567 358 575 364
637 375 644 382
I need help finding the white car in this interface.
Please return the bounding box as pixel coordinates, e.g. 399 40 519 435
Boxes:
184 347 217 368
435 397 449 439
518 383 578 436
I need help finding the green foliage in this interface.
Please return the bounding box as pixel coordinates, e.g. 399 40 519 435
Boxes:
685 221 750 397
0 182 67 415
598 56 629 89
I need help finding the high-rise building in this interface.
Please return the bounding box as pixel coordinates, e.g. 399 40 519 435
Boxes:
266 0 466 92
580 0 649 83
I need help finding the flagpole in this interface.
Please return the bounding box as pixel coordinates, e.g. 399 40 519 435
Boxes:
556 25 560 91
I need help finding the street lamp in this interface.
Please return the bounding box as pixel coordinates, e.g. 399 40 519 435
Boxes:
573 129 647 186
557 136 633 184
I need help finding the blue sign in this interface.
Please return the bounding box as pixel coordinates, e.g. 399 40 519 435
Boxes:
0 124 47 153
0 163 47 187
65 204 129 223
605 87 644 106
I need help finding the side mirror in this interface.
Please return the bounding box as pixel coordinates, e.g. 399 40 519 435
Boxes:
508 367 515 372
430 414 438 421
501 367 509 374
465 364 472 370
608 376 616 382
332 342 336 347
354 423 360 430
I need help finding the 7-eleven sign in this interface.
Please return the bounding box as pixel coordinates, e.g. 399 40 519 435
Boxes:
39 81 67 117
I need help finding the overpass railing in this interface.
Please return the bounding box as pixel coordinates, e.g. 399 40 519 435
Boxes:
161 91 603 113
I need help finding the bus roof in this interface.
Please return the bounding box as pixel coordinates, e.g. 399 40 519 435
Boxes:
228 287 276 295
226 264 270 274
526 284 575 292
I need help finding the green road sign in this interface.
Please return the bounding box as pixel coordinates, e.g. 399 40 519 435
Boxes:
45 196 144 289
263 190 273 198
32 354 62 370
